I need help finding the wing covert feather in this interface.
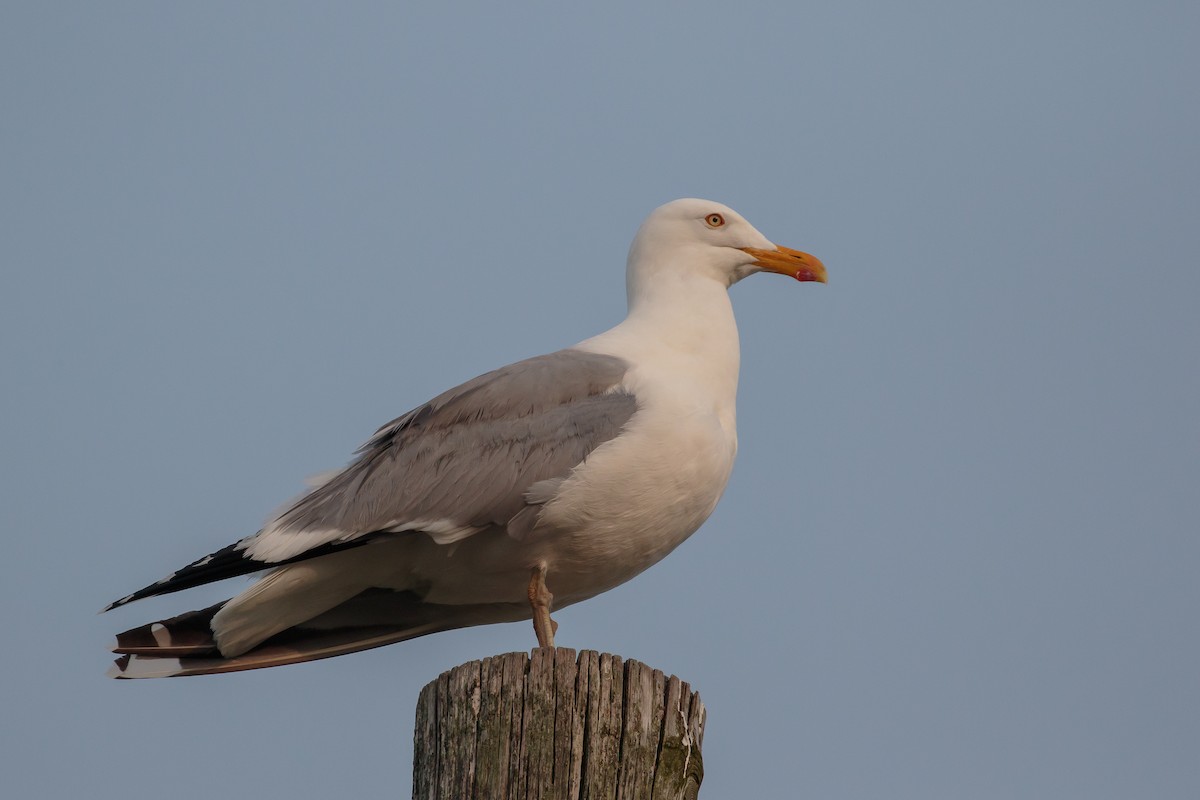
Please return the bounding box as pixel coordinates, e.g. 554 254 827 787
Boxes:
251 349 636 557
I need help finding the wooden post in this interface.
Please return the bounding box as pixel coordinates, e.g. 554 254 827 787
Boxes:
413 648 705 800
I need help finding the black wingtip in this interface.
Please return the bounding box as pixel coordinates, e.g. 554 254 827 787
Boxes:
102 542 253 611
103 537 380 613
100 594 136 614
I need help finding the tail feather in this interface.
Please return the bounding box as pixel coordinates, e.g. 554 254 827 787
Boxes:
113 602 224 657
108 590 528 679
110 622 452 678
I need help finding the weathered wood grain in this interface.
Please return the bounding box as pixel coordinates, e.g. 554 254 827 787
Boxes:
412 649 705 799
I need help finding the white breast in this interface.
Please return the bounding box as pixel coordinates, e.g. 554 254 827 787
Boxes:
536 273 743 603
537 396 736 599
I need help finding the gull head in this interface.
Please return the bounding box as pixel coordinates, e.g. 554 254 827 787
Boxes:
626 198 827 294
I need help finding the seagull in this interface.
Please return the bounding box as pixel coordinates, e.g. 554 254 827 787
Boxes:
104 198 826 678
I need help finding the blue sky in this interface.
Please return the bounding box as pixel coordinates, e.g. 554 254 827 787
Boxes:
2 3 1197 798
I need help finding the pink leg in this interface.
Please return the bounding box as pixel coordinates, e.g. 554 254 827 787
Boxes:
527 565 556 648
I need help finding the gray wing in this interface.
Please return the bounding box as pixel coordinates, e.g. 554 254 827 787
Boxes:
101 348 636 612
240 348 637 561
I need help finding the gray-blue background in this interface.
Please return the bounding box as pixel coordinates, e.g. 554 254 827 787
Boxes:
3 3 1197 797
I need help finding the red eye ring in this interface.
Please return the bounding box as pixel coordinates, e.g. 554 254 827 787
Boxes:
705 213 725 228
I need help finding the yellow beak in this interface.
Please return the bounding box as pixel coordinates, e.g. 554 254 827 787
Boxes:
740 245 827 283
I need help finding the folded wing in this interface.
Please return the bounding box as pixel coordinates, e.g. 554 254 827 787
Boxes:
103 348 637 612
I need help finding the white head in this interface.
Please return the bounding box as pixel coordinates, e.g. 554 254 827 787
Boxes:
625 198 825 307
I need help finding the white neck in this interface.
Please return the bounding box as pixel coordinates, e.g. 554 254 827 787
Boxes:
577 268 741 412
626 270 740 361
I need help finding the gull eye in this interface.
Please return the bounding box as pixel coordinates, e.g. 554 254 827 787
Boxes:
704 213 725 228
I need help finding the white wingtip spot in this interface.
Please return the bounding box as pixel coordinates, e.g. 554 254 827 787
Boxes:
103 593 136 613
108 655 185 680
150 623 171 647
